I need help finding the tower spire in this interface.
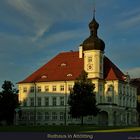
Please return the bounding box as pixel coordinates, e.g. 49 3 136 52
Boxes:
82 1 105 52
93 4 96 19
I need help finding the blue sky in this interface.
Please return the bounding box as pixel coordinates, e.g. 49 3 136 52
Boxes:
0 0 140 89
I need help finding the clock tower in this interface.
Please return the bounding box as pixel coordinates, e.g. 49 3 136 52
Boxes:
79 16 105 79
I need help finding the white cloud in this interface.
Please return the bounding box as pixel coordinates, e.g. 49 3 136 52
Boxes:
117 8 140 29
119 15 140 28
126 67 140 78
39 28 86 49
121 7 140 17
6 0 52 41
5 0 93 42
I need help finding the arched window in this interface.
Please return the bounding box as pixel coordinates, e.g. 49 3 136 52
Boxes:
107 85 114 93
41 75 47 79
67 74 73 77
61 63 66 67
107 85 114 103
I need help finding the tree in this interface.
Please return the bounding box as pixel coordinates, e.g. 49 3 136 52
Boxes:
0 81 19 125
68 71 99 125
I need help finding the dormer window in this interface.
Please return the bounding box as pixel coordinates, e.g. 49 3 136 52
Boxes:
61 63 66 67
67 74 72 77
41 75 47 79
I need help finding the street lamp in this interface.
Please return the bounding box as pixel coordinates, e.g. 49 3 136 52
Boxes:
34 82 37 126
64 81 67 125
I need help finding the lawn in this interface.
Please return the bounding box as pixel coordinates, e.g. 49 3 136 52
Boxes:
0 125 139 132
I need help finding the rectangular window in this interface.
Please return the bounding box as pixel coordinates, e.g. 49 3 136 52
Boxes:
68 115 72 120
88 56 92 62
29 112 34 121
60 85 64 91
22 111 28 120
52 97 57 106
88 116 92 120
123 97 125 106
52 112 57 120
123 86 125 95
45 112 50 120
45 97 49 106
30 97 34 106
107 96 112 102
45 86 49 92
30 87 34 93
60 112 64 120
60 97 64 106
23 87 27 93
37 86 41 92
100 96 102 103
52 85 56 91
37 112 42 120
99 84 102 92
37 97 42 106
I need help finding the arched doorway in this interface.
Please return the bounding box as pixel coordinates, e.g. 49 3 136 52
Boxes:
98 111 108 126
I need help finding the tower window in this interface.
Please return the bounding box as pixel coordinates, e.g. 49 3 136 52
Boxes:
88 56 92 62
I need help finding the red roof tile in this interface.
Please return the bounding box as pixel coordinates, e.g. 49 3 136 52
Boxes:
18 51 84 83
18 51 125 83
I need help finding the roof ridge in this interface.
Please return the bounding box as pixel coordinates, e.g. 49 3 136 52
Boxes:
59 51 78 54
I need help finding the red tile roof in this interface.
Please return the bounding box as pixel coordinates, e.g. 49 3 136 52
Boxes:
104 57 125 81
19 51 84 83
18 51 125 83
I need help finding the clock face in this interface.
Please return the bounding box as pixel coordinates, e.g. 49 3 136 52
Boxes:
87 64 93 70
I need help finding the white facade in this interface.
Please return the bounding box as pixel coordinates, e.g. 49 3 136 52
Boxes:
16 17 138 126
17 72 138 126
83 49 104 79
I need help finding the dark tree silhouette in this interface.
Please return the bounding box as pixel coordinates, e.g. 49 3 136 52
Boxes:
68 71 99 125
0 81 19 125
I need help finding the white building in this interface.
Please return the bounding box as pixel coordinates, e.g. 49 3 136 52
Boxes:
17 16 138 126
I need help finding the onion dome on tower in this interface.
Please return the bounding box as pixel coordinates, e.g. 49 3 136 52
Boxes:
82 15 105 52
